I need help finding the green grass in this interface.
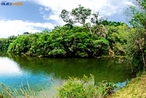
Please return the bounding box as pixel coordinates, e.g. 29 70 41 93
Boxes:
108 72 146 98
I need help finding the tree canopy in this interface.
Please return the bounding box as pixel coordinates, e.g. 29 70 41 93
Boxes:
125 0 146 29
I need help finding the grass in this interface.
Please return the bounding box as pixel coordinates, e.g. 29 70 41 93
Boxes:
108 72 146 98
0 83 51 98
1 73 146 98
0 75 116 98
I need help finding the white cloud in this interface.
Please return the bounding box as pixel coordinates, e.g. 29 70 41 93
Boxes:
0 19 55 38
31 0 134 25
0 0 134 38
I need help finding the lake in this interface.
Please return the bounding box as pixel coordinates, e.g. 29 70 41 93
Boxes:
0 54 132 97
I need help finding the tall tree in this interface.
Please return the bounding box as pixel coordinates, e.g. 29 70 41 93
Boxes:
60 9 74 27
59 5 106 35
60 5 92 27
71 5 91 25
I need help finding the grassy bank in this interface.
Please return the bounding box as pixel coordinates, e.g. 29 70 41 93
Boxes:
108 73 146 98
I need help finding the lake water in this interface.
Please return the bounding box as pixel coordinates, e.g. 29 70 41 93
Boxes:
0 54 132 97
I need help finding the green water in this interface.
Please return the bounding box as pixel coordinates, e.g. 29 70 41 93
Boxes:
0 54 133 97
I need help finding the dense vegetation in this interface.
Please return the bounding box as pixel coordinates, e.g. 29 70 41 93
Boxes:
110 0 146 97
125 0 146 71
0 3 145 72
7 26 110 58
57 75 116 98
0 35 16 52
0 23 131 58
0 0 146 97
0 5 130 57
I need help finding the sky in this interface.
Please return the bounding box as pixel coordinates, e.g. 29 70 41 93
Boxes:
0 0 134 38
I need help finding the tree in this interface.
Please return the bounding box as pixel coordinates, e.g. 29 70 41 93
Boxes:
60 9 74 28
125 0 146 71
60 5 106 35
71 4 91 25
23 32 30 34
125 0 146 29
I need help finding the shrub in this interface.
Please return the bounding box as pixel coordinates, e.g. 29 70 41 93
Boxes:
56 75 116 98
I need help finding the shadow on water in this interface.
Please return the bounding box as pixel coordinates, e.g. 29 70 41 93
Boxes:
7 54 132 83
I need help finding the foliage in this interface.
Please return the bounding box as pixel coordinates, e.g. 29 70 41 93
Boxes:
124 28 146 72
71 4 92 25
60 5 92 26
7 26 110 57
125 0 146 71
106 24 131 55
0 35 17 52
0 75 117 98
1 4 146 98
60 5 105 34
57 75 116 98
0 5 131 59
99 20 126 27
1 23 134 59
58 5 132 58
0 5 142 72
125 0 146 29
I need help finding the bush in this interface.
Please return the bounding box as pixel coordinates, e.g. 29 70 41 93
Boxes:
56 75 116 98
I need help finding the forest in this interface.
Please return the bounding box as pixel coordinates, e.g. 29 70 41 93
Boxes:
0 3 145 72
0 0 146 97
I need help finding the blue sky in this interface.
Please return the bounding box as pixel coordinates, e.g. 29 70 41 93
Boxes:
0 0 134 38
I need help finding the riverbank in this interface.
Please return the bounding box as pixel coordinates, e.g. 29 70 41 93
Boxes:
0 73 140 98
108 72 146 98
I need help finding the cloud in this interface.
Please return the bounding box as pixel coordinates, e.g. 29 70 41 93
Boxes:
0 19 55 38
31 0 134 25
0 0 134 38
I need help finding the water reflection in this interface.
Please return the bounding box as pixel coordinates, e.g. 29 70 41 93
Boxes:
0 57 22 76
0 54 133 92
0 57 55 90
8 55 132 83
